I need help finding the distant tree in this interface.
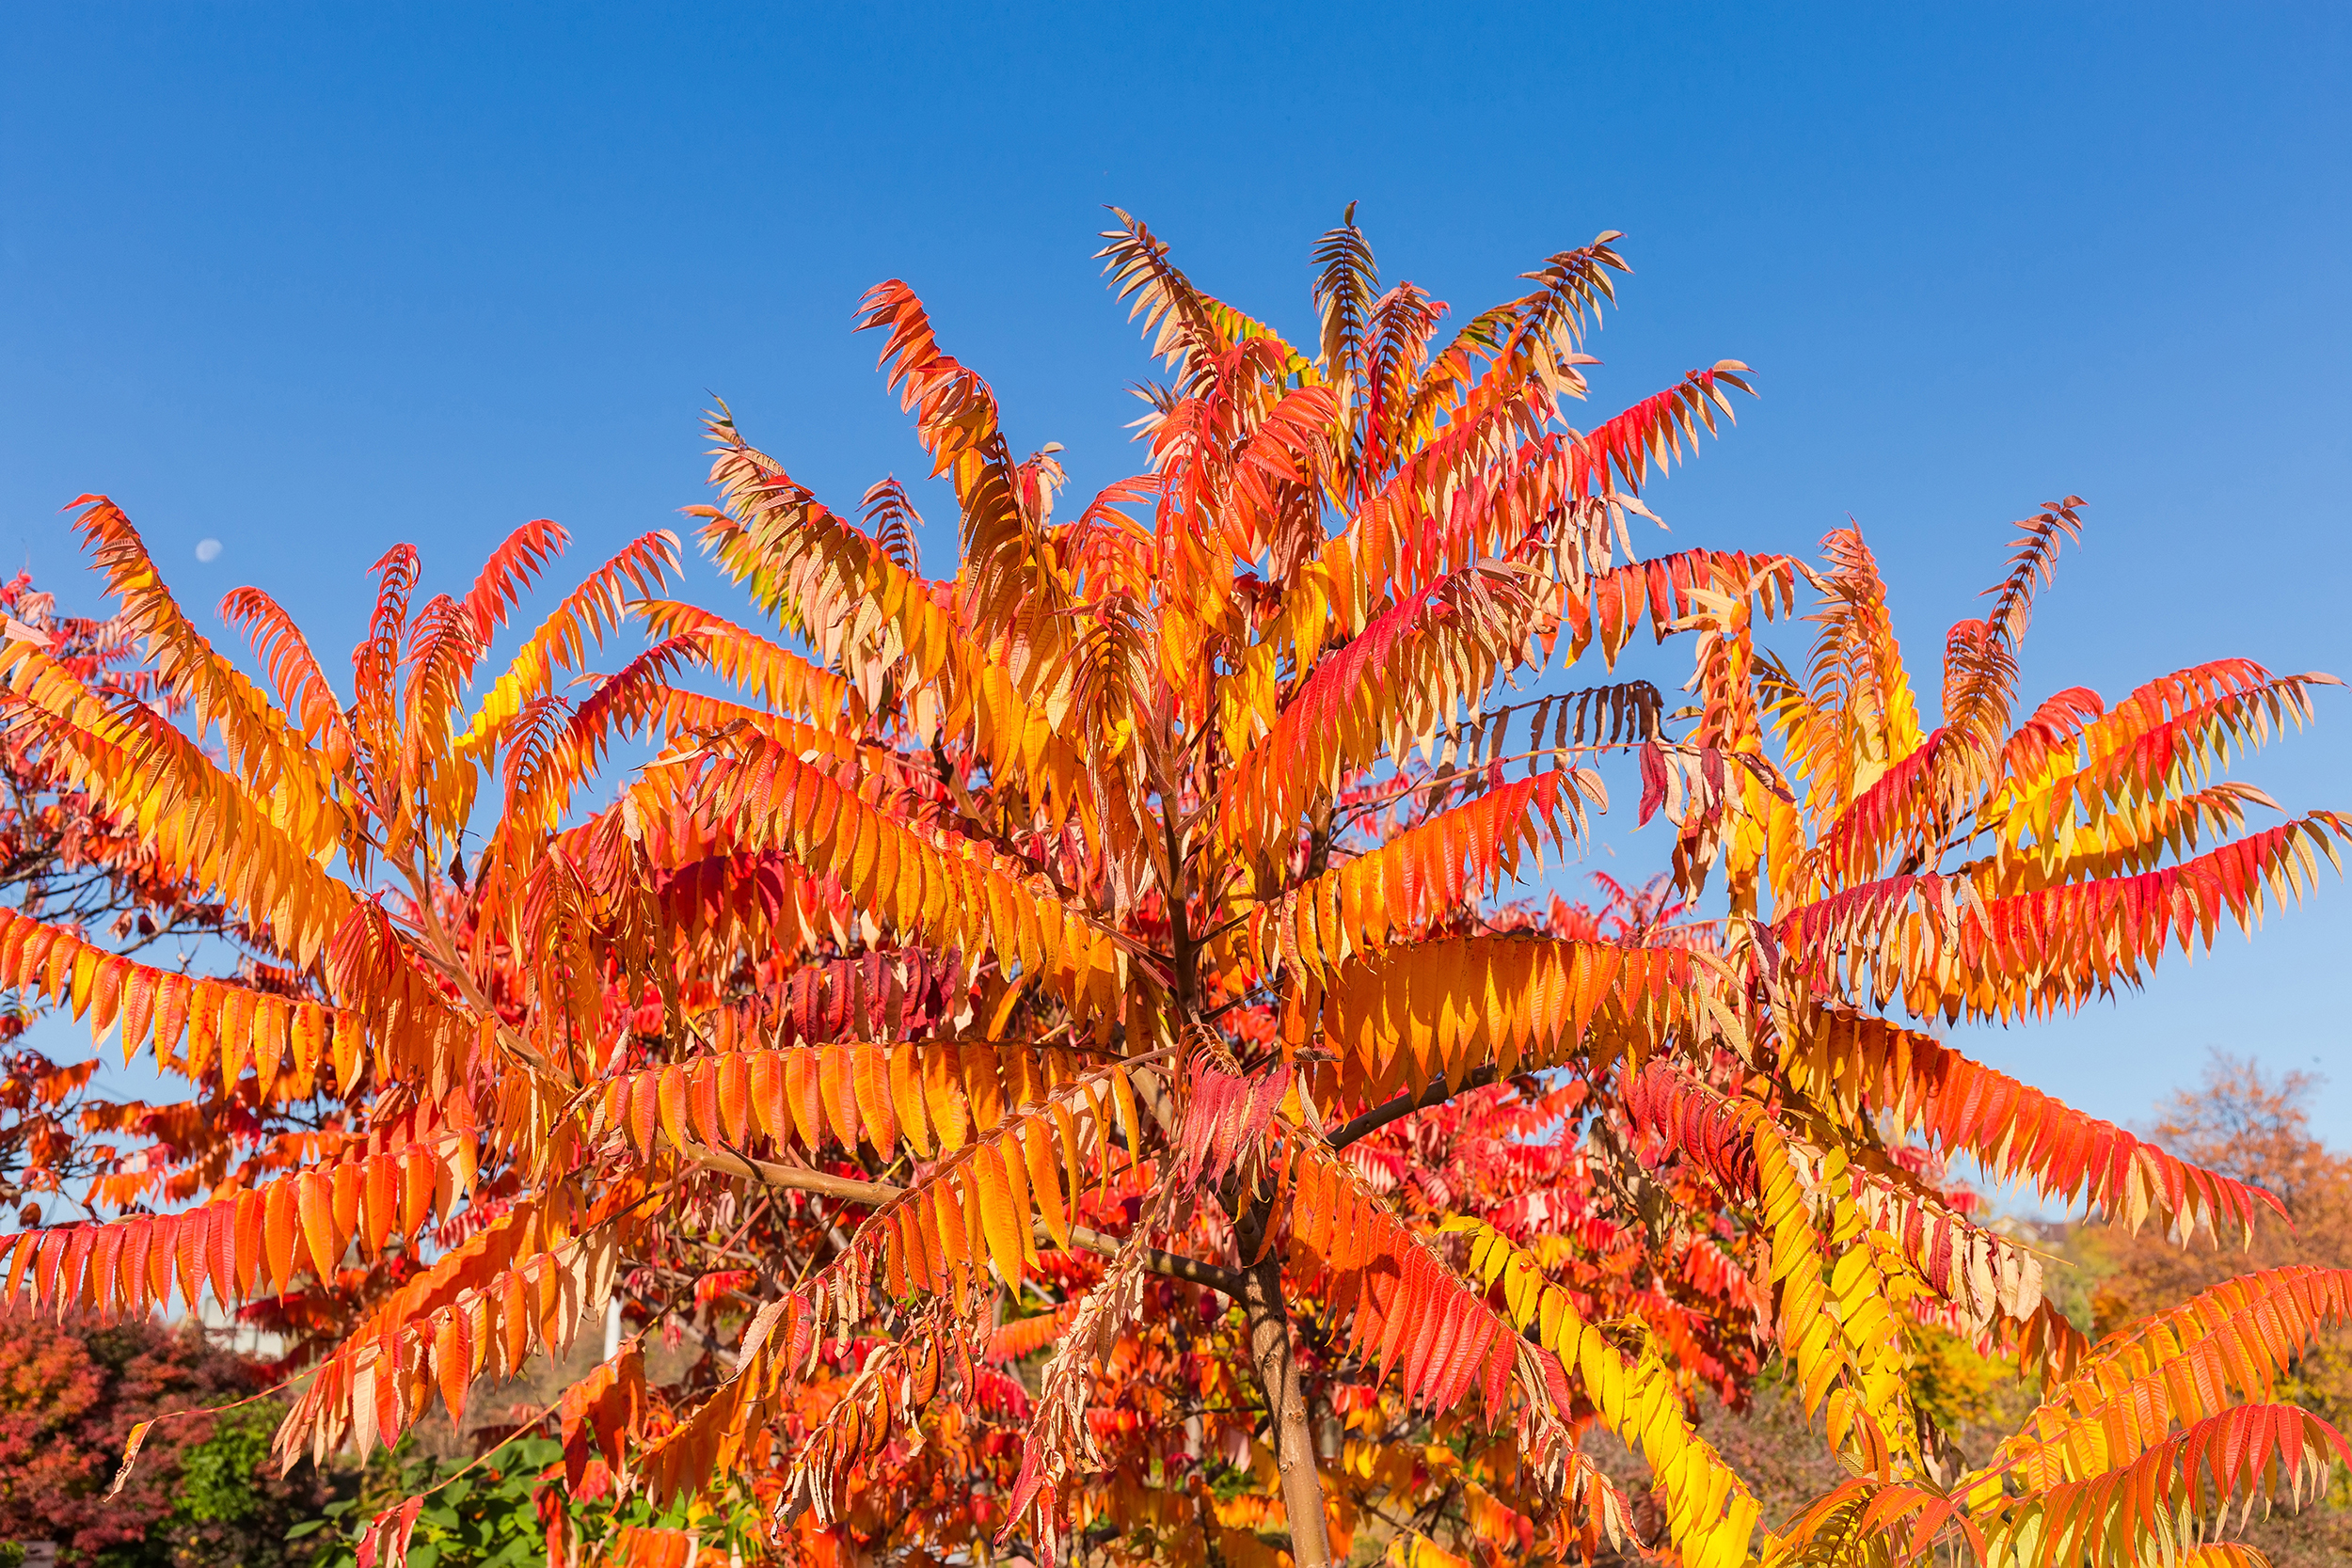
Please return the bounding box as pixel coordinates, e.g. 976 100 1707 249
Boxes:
0 1309 329 1567
2083 1053 2352 1419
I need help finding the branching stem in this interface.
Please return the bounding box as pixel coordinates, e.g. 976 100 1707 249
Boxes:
679 1134 1250 1295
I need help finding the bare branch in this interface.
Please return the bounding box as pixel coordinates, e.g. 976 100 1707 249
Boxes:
1326 1068 1500 1149
680 1134 1250 1295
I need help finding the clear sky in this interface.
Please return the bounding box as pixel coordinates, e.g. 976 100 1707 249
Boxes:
3 4 2347 1148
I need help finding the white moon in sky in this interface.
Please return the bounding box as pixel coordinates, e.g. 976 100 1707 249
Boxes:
195 539 223 563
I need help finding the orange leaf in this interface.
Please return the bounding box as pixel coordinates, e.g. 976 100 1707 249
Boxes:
716 1052 751 1147
363 1153 397 1255
401 1148 436 1239
971 1143 1025 1295
436 1309 472 1427
658 1064 690 1151
264 1179 300 1294
1023 1120 1068 1252
856 1044 896 1160
890 1045 931 1158
298 1169 339 1283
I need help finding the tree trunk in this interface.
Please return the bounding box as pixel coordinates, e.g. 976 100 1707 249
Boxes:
1237 1222 1332 1567
1171 786 1330 1564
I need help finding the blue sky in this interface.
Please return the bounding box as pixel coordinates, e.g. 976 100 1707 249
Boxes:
3 4 2347 1148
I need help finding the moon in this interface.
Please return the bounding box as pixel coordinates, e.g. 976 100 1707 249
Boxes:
195 538 222 562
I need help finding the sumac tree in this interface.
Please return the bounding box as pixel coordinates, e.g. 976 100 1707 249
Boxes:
2 212 2347 1568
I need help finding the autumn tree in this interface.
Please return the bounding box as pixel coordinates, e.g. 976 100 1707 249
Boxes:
2079 1054 2352 1423
1 211 2348 1568
0 1308 331 1566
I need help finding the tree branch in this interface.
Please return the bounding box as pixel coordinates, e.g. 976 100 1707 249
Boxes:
677 1135 1251 1296
1325 1068 1500 1149
1085 1226 1248 1295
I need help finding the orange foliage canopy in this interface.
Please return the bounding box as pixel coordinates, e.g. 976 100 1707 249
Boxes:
2 211 2348 1568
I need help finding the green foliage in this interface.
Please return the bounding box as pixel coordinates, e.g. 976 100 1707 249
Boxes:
172 1403 282 1527
154 1403 334 1568
301 1437 562 1568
